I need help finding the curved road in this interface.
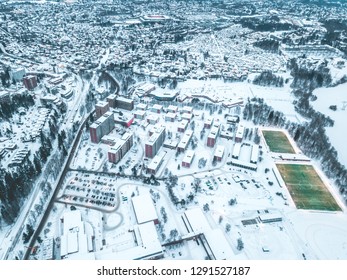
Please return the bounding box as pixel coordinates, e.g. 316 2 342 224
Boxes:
23 111 94 260
23 65 121 259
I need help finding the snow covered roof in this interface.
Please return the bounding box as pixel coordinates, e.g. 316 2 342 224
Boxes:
107 93 117 100
131 193 158 224
163 139 179 149
258 212 283 223
97 222 163 260
204 229 235 260
184 208 211 233
116 96 133 103
208 124 220 139
232 143 242 158
136 103 148 110
121 132 132 142
108 140 125 154
177 130 193 150
250 144 259 163
214 145 225 158
165 112 176 119
137 83 155 93
148 152 166 172
62 210 82 233
101 135 118 145
204 117 213 125
152 104 163 110
137 222 162 255
61 210 90 258
182 112 193 120
182 105 193 113
146 126 165 145
95 101 108 107
147 114 159 122
236 124 245 138
182 150 195 164
178 119 189 129
67 231 79 254
134 110 146 116
167 105 178 112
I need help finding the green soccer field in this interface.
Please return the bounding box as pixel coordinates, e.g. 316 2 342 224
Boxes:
262 130 295 154
276 164 341 211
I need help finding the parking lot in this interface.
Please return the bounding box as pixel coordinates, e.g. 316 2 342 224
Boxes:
57 172 119 211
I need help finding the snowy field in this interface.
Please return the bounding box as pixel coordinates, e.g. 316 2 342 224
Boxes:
287 210 347 260
177 79 305 123
312 83 347 168
71 133 107 171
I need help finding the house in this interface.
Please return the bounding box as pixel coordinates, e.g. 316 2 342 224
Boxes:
165 112 176 122
167 105 178 113
235 125 245 143
182 150 195 168
134 110 146 120
147 151 166 175
177 119 188 133
213 145 225 162
204 117 213 129
146 114 159 125
151 104 163 113
136 103 148 111
177 130 193 152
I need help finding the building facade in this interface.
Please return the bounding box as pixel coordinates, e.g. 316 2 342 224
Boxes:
145 126 166 158
108 133 134 164
207 124 220 148
115 96 134 111
89 112 115 143
23 75 38 90
95 101 110 119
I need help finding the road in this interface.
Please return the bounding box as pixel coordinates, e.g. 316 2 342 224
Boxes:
0 42 117 260
23 110 94 260
0 74 89 260
22 50 120 259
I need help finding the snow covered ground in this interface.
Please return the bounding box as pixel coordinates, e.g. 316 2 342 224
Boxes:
177 79 306 123
287 210 347 260
32 117 347 260
2 68 345 260
311 82 347 168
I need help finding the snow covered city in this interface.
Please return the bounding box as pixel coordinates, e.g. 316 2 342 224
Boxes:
1 0 347 263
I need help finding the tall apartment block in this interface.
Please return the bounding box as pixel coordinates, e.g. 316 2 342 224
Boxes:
235 125 245 143
145 126 166 158
23 75 38 90
90 112 115 144
106 94 117 108
108 133 134 164
95 101 110 119
207 123 220 148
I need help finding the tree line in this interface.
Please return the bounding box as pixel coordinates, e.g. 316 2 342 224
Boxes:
243 97 347 198
253 70 284 87
0 106 70 225
0 92 35 120
288 58 332 91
